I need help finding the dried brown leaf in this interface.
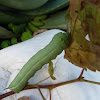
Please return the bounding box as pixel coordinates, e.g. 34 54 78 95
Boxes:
78 0 100 45
65 40 100 71
65 0 100 71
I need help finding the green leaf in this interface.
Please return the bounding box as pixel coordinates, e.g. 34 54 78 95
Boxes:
41 10 67 30
0 4 13 11
0 26 16 39
0 10 32 24
21 31 32 41
31 21 44 27
20 0 69 16
12 24 26 35
8 23 14 30
11 37 17 45
0 0 48 10
25 26 32 34
1 40 10 48
33 15 47 21
28 23 39 32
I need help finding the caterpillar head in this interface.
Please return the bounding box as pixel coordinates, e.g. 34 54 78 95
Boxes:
52 32 70 49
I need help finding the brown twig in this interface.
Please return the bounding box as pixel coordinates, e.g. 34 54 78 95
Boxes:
49 89 51 100
0 91 15 100
37 85 45 100
78 69 85 79
33 29 48 37
0 77 100 100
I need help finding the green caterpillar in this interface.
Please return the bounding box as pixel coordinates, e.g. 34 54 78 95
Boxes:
8 32 70 93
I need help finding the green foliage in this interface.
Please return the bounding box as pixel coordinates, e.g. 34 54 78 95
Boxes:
0 0 69 49
21 31 32 41
25 26 32 34
0 26 16 39
33 15 47 21
8 23 14 30
8 23 26 35
28 23 39 32
0 0 48 10
1 40 10 48
41 10 67 30
11 37 17 45
31 21 44 27
20 0 69 16
12 24 26 35
0 10 31 24
0 0 69 24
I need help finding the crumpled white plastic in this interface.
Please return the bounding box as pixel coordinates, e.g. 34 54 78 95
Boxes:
0 29 100 100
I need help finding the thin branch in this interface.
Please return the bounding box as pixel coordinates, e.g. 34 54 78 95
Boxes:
36 76 50 85
0 77 100 100
49 89 51 100
78 69 85 79
0 91 15 100
83 79 100 85
37 85 45 100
